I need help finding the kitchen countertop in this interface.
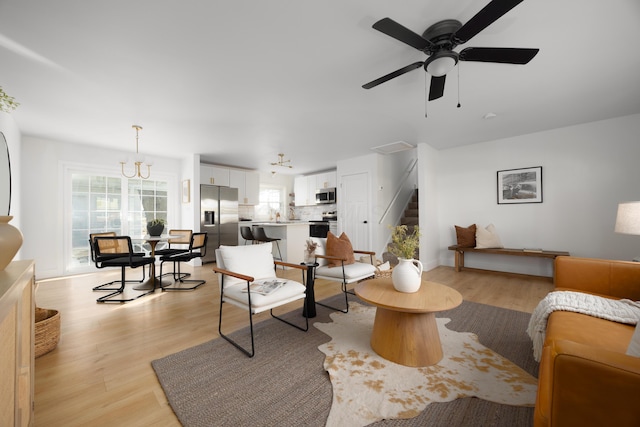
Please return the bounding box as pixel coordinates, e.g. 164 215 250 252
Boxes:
249 221 310 226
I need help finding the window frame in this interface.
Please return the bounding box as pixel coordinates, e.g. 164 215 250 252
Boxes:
62 161 178 275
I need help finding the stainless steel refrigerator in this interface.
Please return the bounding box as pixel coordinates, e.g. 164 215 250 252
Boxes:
200 185 238 263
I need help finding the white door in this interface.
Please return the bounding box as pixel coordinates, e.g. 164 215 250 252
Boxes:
341 172 370 250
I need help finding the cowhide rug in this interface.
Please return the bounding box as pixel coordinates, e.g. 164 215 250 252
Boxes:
314 303 538 427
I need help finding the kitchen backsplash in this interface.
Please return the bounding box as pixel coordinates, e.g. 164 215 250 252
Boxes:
292 203 337 221
238 203 337 221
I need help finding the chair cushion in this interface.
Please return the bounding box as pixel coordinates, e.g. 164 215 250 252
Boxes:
311 237 329 267
223 279 306 309
326 232 356 267
217 243 275 287
316 261 376 282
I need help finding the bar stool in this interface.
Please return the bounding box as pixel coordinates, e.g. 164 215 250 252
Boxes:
240 226 256 245
253 227 282 262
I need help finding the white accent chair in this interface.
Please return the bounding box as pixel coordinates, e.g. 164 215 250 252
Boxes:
311 237 376 313
213 243 308 357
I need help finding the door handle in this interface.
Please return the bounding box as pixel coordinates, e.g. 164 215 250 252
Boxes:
363 221 368 224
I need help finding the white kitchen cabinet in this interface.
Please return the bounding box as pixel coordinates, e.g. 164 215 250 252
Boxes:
294 176 311 206
201 165 230 186
295 171 337 206
316 171 337 189
230 169 260 205
244 171 260 205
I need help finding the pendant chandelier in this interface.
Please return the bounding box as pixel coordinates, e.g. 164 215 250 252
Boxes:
120 125 152 179
270 153 293 169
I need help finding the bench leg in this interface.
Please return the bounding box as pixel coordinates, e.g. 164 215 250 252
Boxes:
454 250 464 272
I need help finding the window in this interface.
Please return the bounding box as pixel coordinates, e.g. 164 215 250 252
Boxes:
67 169 170 273
255 185 285 220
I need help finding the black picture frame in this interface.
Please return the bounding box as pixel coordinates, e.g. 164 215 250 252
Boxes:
497 166 543 204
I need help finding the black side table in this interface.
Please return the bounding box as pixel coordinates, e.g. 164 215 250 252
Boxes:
301 262 319 318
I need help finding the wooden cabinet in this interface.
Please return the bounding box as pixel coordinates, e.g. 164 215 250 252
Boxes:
0 260 35 427
200 165 230 186
230 169 260 205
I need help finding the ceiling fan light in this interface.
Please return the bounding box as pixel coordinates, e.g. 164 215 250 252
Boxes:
425 53 458 77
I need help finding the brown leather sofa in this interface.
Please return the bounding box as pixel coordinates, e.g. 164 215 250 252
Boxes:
534 256 640 426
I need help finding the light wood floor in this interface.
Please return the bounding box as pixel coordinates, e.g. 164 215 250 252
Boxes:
33 264 554 427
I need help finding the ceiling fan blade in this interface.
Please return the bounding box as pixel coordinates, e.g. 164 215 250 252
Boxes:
362 62 424 89
372 18 432 51
459 47 539 64
428 75 446 101
454 0 524 44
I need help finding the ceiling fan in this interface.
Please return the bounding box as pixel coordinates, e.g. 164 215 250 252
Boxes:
362 0 539 101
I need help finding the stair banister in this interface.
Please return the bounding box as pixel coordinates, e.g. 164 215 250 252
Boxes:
378 158 418 225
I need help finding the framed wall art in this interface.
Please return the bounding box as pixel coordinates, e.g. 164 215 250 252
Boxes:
182 179 190 204
497 166 542 204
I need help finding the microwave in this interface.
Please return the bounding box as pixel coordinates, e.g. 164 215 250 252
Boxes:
315 187 336 204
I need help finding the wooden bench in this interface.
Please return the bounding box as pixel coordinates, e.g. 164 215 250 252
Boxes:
447 245 570 277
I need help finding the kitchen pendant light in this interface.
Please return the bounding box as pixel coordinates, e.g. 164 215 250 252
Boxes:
270 153 293 169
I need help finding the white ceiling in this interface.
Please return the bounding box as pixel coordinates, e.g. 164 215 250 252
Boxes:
1 0 639 175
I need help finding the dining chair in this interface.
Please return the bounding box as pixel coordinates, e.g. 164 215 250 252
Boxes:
159 232 208 291
212 242 308 357
92 235 156 303
155 229 193 281
89 231 147 291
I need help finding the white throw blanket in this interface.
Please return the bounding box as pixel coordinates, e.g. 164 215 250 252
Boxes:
526 291 640 362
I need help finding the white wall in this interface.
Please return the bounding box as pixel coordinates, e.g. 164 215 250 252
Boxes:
417 143 439 271
428 113 640 276
0 112 21 223
0 112 22 264
20 136 183 278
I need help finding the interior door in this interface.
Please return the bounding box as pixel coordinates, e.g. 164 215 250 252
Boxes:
341 172 370 250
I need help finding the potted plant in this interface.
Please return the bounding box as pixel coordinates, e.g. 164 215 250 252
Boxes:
388 225 423 293
147 218 166 236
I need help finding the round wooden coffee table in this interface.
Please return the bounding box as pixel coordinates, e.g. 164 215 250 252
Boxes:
355 278 462 367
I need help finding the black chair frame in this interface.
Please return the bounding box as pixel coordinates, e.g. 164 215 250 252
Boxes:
253 227 283 267
314 251 375 314
90 232 147 291
240 226 256 245
155 229 193 282
93 236 156 303
159 232 208 291
215 261 308 358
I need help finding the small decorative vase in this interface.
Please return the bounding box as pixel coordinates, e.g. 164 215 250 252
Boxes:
303 249 316 264
147 224 164 236
0 216 23 270
391 258 423 293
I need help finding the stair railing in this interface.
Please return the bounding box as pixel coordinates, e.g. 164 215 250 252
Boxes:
378 158 418 225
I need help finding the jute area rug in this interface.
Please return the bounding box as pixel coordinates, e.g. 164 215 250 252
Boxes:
152 295 539 427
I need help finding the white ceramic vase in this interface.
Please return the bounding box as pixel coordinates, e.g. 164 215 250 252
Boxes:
391 258 423 293
0 216 23 270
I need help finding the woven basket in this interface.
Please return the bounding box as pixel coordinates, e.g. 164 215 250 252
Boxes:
374 267 393 279
35 307 60 358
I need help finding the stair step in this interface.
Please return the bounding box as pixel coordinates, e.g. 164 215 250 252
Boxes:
401 217 419 226
404 208 419 217
408 202 418 209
